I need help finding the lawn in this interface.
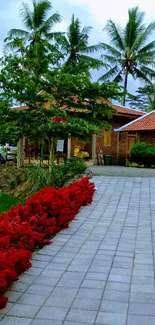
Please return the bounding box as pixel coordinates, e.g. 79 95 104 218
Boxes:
0 194 22 213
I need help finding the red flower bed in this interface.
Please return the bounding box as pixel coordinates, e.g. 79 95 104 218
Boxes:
0 177 95 309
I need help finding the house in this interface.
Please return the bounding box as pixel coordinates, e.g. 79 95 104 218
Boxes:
70 101 144 165
11 101 145 165
115 111 155 159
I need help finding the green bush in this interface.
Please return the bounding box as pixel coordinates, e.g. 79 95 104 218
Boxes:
28 157 87 193
130 142 155 167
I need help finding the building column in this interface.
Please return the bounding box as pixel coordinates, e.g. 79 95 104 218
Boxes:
17 138 24 168
92 134 96 165
67 138 71 159
117 132 120 164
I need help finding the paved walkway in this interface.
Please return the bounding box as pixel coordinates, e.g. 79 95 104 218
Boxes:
90 166 155 177
1 176 155 325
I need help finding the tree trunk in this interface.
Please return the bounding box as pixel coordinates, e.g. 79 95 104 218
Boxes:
17 138 24 168
123 69 128 106
49 138 55 172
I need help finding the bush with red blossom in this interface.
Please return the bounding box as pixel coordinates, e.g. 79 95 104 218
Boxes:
0 177 95 309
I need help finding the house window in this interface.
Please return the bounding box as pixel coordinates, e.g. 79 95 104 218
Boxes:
104 130 112 147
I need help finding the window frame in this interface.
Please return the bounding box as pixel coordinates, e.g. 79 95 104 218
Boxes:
103 130 112 147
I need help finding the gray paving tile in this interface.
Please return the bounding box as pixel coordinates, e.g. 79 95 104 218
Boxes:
103 290 130 302
33 276 58 286
5 291 23 303
129 303 155 315
131 284 155 293
105 282 130 292
81 279 106 289
77 288 103 299
63 321 88 325
96 311 126 325
7 304 40 318
36 306 69 320
0 317 32 325
51 287 78 298
72 297 100 310
31 320 62 325
66 309 97 324
127 314 155 325
85 272 108 281
26 284 54 295
130 292 155 304
17 293 47 306
45 294 74 308
108 274 131 283
100 300 128 314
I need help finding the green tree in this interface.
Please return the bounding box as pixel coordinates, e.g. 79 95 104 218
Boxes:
99 6 155 105
127 83 155 111
57 15 102 73
5 0 62 52
0 50 122 168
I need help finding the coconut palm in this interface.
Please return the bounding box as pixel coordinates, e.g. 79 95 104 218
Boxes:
5 0 62 50
57 15 102 72
99 6 155 105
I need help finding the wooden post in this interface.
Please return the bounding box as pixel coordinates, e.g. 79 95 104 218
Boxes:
117 132 120 164
49 138 53 172
92 134 96 165
67 138 71 159
17 138 24 168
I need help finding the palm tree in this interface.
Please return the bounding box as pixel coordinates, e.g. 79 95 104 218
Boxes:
5 0 62 50
57 15 102 72
128 83 155 111
99 6 155 105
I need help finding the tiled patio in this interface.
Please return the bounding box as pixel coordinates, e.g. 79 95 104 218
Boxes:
1 176 155 325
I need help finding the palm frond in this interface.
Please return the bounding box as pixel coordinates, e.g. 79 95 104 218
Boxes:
100 42 121 57
138 40 155 55
46 31 65 41
141 66 155 78
132 66 153 83
79 54 104 68
20 2 33 30
4 37 26 53
39 13 61 34
32 0 52 28
80 26 92 41
7 29 29 39
98 66 121 82
105 20 125 51
80 44 101 53
124 6 145 48
132 22 155 51
101 54 120 64
54 34 69 51
136 50 155 66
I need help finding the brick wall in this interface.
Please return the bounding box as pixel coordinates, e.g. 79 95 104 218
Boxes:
140 131 155 145
96 116 132 164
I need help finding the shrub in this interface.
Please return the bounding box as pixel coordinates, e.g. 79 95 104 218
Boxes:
130 142 155 167
0 177 95 309
28 157 87 193
125 160 144 168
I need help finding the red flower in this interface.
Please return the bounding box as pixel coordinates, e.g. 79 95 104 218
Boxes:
0 177 95 308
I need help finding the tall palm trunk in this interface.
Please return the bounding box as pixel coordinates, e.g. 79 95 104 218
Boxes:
123 69 128 106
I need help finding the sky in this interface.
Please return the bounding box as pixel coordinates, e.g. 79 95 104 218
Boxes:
0 0 155 96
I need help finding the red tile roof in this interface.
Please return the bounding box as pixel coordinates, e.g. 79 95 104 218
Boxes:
12 99 144 118
115 111 155 132
105 100 144 117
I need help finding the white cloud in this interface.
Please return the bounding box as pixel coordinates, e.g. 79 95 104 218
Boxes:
66 0 155 26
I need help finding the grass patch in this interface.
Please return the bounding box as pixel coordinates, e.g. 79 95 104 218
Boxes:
0 194 23 213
